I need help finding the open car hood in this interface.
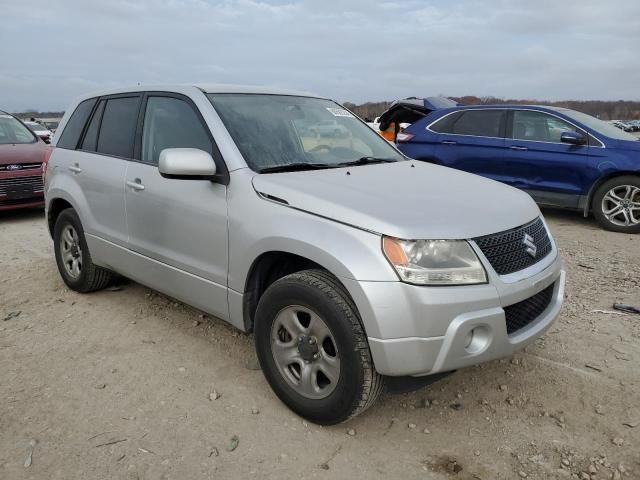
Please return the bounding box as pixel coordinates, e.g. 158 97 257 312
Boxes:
378 97 460 131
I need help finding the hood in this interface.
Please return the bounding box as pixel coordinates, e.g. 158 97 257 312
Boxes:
0 141 46 166
607 137 640 153
252 161 540 240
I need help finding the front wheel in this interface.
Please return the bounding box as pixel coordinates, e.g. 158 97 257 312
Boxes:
592 176 640 233
254 270 384 424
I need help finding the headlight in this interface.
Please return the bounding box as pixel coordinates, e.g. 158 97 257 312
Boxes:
382 237 487 286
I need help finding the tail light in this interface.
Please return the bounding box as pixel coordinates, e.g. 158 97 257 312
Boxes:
42 145 54 183
396 132 414 143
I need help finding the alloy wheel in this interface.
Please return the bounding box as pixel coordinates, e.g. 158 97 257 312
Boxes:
601 185 640 227
60 225 83 279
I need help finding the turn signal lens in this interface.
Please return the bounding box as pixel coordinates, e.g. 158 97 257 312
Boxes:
382 236 487 286
382 237 409 266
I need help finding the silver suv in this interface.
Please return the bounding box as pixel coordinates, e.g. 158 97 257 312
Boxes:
45 85 565 424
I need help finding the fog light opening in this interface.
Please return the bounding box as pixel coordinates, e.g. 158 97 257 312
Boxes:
464 326 490 354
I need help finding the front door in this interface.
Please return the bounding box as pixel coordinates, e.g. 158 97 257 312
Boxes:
124 93 229 320
504 109 591 207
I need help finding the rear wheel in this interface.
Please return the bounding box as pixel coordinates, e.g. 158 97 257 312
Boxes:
254 270 384 424
593 176 640 233
53 208 114 292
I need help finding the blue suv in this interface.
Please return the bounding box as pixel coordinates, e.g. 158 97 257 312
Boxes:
394 105 640 233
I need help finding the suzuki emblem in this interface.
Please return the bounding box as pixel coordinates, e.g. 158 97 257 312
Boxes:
523 233 537 258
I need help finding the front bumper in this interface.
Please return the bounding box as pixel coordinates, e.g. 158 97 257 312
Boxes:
343 247 565 377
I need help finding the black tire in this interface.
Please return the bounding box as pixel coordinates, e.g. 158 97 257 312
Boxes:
53 208 114 292
254 269 384 425
592 176 640 233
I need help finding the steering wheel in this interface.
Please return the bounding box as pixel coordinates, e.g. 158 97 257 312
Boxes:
309 144 333 153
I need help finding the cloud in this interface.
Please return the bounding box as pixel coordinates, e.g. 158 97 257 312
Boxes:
1 0 639 111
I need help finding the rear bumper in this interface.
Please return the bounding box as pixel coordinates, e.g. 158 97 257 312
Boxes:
343 251 565 377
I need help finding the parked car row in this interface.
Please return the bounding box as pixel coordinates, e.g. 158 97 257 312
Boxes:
376 99 640 234
609 120 640 132
23 120 54 143
40 85 565 424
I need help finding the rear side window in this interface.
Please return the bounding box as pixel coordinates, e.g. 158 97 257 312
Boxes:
141 96 212 165
97 96 141 158
57 98 97 149
449 110 504 137
81 100 105 151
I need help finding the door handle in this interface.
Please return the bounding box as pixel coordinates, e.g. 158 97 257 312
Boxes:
126 178 145 191
441 140 457 145
509 146 529 151
68 163 82 174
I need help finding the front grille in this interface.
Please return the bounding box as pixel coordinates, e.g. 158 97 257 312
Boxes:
473 217 552 275
0 163 42 172
504 282 555 335
0 176 44 196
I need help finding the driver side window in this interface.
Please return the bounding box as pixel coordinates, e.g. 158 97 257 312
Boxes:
142 96 212 165
511 110 579 143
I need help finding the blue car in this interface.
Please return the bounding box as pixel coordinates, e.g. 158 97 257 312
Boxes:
392 104 640 233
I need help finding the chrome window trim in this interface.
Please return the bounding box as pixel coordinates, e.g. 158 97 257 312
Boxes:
426 107 606 148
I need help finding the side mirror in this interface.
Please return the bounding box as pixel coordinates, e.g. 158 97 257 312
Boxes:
158 148 217 180
560 131 587 146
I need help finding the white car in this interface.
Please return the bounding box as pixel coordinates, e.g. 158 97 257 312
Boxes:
24 121 52 143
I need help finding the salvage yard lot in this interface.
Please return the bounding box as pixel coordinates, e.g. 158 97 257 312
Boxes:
1 209 639 480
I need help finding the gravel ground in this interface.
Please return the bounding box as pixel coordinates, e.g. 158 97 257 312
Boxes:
1 208 638 480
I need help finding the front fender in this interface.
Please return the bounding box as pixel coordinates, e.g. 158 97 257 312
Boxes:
227 169 398 292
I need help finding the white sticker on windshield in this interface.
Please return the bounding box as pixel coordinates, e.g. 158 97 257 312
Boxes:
0 114 12 118
326 107 354 118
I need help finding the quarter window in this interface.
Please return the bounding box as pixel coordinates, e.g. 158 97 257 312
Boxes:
430 111 463 134
511 110 579 143
96 96 141 158
57 98 97 149
81 100 105 151
141 97 212 165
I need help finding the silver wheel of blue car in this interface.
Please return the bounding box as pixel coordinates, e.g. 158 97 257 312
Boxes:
270 305 340 400
601 184 640 227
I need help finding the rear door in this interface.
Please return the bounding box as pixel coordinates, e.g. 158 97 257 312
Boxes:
432 109 507 182
124 92 229 320
504 109 591 207
54 95 138 247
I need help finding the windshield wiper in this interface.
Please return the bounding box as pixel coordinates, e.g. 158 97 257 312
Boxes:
258 162 333 174
336 156 399 167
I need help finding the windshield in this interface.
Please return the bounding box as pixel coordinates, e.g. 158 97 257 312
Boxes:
207 94 404 172
560 109 638 141
0 114 36 144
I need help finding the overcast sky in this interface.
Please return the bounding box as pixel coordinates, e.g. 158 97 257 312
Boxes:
2 0 640 111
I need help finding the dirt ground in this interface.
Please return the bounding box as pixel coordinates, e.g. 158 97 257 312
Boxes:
1 208 638 480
